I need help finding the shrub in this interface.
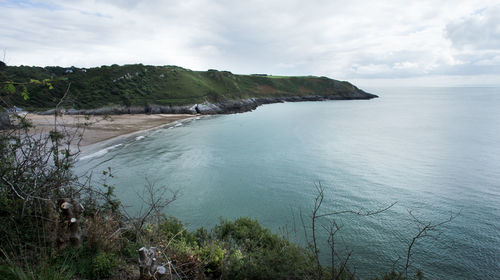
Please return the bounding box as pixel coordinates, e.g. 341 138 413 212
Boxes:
86 212 122 253
157 216 196 245
214 217 316 279
92 251 116 279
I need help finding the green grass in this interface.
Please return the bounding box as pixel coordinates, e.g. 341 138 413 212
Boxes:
264 75 314 79
1 64 371 110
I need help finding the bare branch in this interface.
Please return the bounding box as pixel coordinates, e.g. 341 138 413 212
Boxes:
311 182 324 280
55 82 71 114
1 175 25 200
133 178 179 234
307 182 396 280
316 201 397 219
404 210 458 278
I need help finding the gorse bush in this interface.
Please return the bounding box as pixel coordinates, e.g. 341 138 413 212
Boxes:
214 218 316 279
132 216 317 279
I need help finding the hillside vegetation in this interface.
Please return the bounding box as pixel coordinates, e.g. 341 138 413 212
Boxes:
1 64 376 112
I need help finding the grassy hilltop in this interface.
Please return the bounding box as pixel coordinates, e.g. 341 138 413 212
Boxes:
1 64 376 111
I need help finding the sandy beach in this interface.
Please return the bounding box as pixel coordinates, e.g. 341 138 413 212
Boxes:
25 113 195 148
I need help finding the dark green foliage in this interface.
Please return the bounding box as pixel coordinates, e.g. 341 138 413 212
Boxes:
215 217 278 250
0 264 75 280
214 218 316 279
92 251 117 279
157 216 197 244
194 227 209 245
0 115 130 279
371 269 423 280
0 249 75 280
0 117 76 264
129 216 317 279
371 271 405 280
1 64 369 110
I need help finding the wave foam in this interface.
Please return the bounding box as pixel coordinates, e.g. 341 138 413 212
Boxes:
79 144 123 160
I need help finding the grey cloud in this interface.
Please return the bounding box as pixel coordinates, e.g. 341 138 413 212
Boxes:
441 5 500 78
1 0 499 84
446 5 500 51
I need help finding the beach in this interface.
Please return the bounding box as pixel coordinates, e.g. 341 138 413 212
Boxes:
25 113 195 148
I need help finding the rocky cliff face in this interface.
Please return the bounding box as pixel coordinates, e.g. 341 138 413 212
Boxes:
39 92 377 116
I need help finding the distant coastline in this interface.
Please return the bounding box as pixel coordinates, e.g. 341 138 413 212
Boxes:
3 64 377 113
38 94 378 116
5 63 378 149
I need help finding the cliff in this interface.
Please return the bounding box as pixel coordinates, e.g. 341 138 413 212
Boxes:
1 64 377 114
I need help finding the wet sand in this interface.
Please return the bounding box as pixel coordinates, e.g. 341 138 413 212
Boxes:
25 113 195 148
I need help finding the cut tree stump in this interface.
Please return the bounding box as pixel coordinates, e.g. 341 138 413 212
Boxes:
56 198 83 248
138 247 168 280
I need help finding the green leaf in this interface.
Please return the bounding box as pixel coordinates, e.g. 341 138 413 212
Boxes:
3 83 15 94
21 86 29 100
29 79 41 84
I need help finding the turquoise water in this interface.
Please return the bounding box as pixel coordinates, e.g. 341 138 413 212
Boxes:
76 87 500 279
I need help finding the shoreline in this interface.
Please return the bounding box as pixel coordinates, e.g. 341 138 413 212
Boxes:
37 94 378 116
25 113 196 154
24 96 378 156
78 115 202 158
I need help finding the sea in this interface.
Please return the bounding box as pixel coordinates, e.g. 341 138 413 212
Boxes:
75 87 500 279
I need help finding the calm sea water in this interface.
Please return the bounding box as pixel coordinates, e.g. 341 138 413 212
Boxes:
76 87 500 279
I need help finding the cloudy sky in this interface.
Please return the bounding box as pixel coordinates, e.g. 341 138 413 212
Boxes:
1 0 499 87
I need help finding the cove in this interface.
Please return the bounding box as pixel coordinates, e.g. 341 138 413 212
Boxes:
76 87 500 279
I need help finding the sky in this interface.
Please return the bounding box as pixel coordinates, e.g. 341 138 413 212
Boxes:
1 0 499 87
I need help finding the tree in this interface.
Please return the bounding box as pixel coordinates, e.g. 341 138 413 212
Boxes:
403 210 458 279
303 183 396 280
0 61 55 129
0 80 116 277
